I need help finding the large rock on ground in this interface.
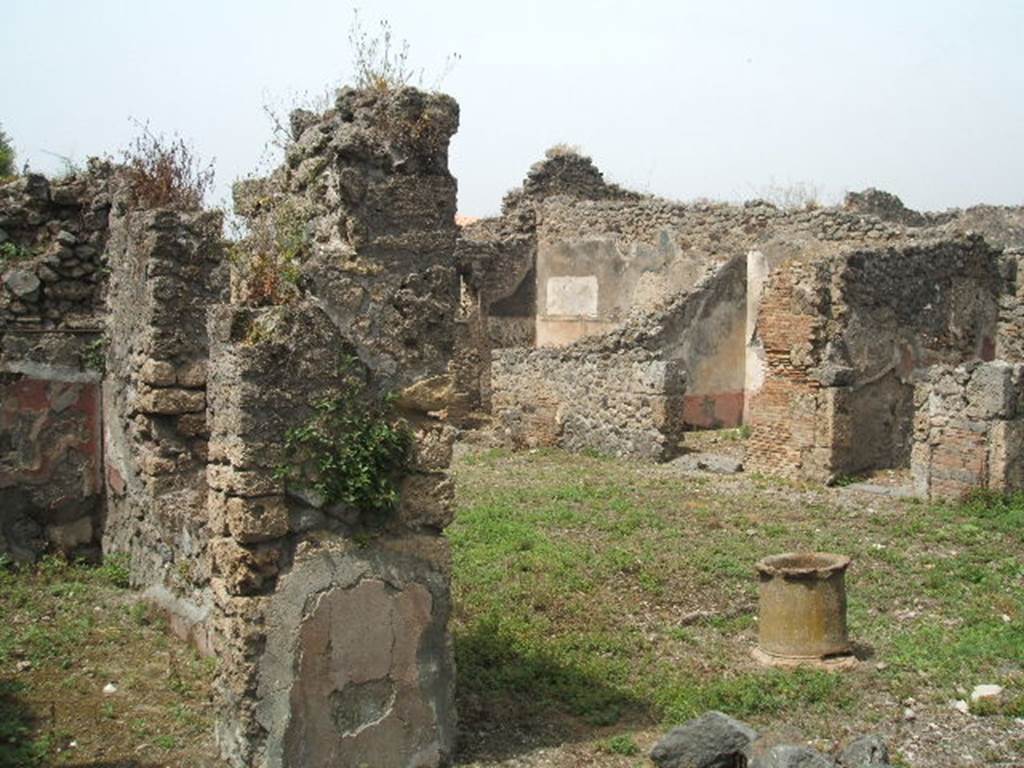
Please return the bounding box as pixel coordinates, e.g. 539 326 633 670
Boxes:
837 734 889 767
650 711 759 768
751 744 836 768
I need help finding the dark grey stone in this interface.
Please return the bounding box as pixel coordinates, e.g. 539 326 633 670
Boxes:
752 744 836 768
3 268 40 299
837 735 889 767
650 711 759 768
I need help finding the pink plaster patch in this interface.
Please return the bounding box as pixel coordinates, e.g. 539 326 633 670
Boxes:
683 391 745 429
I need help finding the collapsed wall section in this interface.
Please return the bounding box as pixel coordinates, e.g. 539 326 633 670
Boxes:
0 165 112 561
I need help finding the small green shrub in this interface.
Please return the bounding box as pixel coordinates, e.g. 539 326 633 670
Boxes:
830 472 866 488
276 359 411 515
0 123 14 177
0 241 30 264
599 733 640 756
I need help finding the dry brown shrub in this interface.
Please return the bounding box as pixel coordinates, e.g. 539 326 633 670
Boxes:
120 121 214 210
230 198 308 306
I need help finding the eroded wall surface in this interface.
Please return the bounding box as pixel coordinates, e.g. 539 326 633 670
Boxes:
912 361 1024 498
214 86 461 768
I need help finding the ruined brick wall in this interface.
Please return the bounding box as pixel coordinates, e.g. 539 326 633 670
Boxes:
457 218 536 349
745 257 834 478
0 163 113 329
912 361 1024 499
947 206 1024 252
746 236 1004 481
501 149 641 211
101 204 227 646
214 86 460 767
452 219 535 419
492 344 685 459
474 165 914 434
0 165 112 560
488 256 707 459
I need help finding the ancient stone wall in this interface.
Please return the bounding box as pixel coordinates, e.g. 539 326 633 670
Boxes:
996 248 1024 361
453 217 535 419
0 163 113 561
0 162 113 329
501 148 641 211
465 155 926 441
206 303 456 767
1 84 462 767
912 361 1024 499
492 343 685 459
212 85 461 767
457 217 536 350
101 204 227 647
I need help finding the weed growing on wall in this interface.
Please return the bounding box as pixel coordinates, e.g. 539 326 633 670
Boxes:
79 336 106 374
349 11 414 92
348 10 459 94
40 150 82 180
276 358 411 515
120 121 214 210
0 241 31 264
230 198 310 306
751 180 823 210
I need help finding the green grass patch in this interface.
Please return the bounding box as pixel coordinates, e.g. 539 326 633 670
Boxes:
452 446 1024 757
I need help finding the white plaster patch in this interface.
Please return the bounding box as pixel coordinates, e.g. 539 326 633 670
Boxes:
546 275 599 318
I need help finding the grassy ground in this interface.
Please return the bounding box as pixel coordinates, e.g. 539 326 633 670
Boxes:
1 444 1022 766
0 555 219 768
450 447 1024 766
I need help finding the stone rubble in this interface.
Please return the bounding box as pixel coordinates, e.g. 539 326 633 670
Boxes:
650 713 894 768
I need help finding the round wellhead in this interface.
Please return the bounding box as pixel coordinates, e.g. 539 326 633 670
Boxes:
756 552 851 579
755 551 852 663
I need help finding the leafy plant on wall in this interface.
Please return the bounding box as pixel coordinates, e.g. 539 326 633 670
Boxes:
276 356 412 515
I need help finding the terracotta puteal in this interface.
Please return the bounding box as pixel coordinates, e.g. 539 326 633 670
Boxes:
755 552 851 661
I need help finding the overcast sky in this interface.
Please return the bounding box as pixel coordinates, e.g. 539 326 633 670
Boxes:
3 0 1022 216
